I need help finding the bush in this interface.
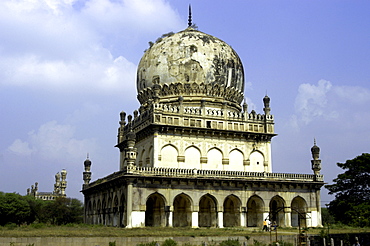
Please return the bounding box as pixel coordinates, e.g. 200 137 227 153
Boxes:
4 223 17 230
253 240 267 246
219 238 241 246
162 238 177 246
137 242 158 246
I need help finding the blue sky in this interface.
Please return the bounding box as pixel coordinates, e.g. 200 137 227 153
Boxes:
0 0 369 205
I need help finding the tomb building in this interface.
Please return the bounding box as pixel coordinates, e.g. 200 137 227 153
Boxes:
81 23 324 228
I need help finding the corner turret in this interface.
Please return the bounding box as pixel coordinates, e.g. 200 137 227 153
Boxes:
83 155 92 189
311 139 321 176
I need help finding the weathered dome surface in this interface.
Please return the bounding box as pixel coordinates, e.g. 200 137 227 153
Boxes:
136 28 245 106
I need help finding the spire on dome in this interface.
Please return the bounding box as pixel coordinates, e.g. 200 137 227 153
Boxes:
188 4 192 27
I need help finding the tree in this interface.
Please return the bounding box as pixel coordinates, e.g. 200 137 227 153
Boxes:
325 153 370 226
44 197 83 225
0 192 32 226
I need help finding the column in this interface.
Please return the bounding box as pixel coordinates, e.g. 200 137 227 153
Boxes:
126 182 133 228
192 211 199 228
285 207 291 227
218 211 224 228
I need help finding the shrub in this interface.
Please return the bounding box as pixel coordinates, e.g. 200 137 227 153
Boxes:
137 242 158 246
219 238 241 246
162 238 177 246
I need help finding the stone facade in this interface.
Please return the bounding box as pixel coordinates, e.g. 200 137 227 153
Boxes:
81 26 324 228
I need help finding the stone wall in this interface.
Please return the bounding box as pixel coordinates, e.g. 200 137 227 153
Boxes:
0 235 297 246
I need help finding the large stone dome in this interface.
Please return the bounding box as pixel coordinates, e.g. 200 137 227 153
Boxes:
136 27 245 108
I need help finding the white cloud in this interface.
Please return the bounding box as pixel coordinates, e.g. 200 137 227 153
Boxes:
333 85 370 104
294 79 333 124
8 139 35 155
0 0 183 94
290 79 370 130
7 121 96 161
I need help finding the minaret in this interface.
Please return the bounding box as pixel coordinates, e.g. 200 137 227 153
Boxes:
83 155 92 189
124 130 137 172
263 95 271 116
54 172 61 195
311 139 322 176
60 169 67 197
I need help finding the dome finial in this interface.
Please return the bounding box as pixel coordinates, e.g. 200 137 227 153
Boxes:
188 4 192 27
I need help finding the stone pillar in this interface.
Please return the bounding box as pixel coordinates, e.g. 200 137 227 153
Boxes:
167 209 173 227
218 211 224 228
131 211 146 227
240 210 246 227
192 211 199 228
126 182 133 228
285 207 291 227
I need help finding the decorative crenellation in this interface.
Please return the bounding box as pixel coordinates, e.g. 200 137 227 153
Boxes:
118 100 274 144
85 166 323 189
137 82 244 106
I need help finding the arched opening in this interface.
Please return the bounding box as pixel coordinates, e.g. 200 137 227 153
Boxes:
199 194 217 227
86 201 92 224
97 199 102 224
147 146 153 166
207 148 222 170
160 145 178 167
270 196 286 227
223 195 241 227
291 196 307 227
173 193 192 227
249 151 265 172
145 193 166 227
247 196 264 227
184 146 201 169
120 194 126 227
229 149 244 171
138 149 145 167
112 195 119 227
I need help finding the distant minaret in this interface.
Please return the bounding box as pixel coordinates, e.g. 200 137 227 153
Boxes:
311 139 322 176
263 94 271 115
54 172 61 195
83 154 92 189
60 169 67 197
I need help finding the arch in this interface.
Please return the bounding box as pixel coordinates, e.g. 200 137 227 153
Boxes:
112 195 119 226
199 194 218 227
291 196 308 227
207 147 223 169
138 149 145 167
120 194 126 227
147 146 153 166
223 195 241 227
247 195 264 227
249 151 265 172
229 148 244 171
270 196 286 227
86 200 92 224
184 146 201 169
145 192 166 227
97 199 103 224
160 144 178 167
173 193 193 227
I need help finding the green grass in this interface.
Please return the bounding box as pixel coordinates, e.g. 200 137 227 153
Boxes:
0 224 369 238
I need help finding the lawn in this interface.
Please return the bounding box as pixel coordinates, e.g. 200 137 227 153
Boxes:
0 224 369 238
